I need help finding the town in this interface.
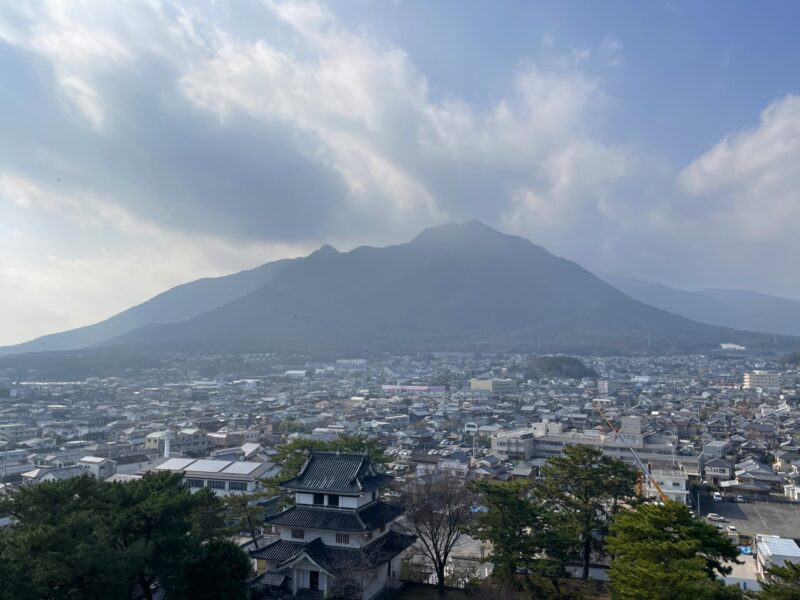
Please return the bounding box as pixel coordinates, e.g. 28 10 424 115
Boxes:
1 350 799 597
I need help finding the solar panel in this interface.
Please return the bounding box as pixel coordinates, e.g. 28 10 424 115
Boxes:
186 460 230 473
222 461 260 475
155 458 194 471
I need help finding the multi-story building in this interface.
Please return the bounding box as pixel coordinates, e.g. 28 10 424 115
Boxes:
645 467 690 504
491 417 698 471
469 378 515 395
743 371 781 390
78 456 117 481
597 380 617 395
0 423 39 446
144 428 210 456
252 452 414 599
703 457 734 486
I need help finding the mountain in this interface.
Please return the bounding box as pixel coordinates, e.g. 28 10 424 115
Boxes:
610 277 800 337
96 222 788 354
0 257 299 356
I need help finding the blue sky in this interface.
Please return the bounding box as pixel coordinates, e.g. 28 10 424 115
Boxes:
1 0 799 345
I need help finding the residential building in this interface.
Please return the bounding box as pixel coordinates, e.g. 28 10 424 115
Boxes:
469 378 515 394
743 371 781 390
78 456 117 481
645 468 690 504
144 428 210 457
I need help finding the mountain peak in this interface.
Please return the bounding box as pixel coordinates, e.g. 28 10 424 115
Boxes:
311 243 339 257
412 220 508 244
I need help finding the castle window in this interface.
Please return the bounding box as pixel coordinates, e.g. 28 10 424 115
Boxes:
336 533 350 545
291 529 305 540
328 494 339 507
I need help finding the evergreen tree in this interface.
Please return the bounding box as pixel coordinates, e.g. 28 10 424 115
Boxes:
607 502 742 600
754 560 800 600
534 444 638 579
0 473 250 600
467 479 571 594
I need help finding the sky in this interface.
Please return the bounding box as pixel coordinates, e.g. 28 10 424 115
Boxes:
1 0 799 346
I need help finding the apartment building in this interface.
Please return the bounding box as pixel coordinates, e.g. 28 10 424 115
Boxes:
743 371 781 390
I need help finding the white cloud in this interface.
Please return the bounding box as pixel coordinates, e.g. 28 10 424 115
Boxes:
5 0 798 344
679 95 800 242
180 0 628 232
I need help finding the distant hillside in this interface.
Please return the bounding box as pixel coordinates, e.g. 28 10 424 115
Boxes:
0 257 299 356
610 277 800 337
101 222 789 354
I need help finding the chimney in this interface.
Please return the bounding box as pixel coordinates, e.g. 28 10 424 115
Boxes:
164 429 171 458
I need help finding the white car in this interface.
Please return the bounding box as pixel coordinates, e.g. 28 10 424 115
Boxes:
712 492 723 502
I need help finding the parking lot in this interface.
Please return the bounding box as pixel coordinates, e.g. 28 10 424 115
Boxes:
700 499 800 540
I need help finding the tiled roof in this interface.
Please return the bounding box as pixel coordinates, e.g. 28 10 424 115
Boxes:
250 531 416 573
250 539 305 562
265 501 403 532
254 572 288 587
280 452 393 494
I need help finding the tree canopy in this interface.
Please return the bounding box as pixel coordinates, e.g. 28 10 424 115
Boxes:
0 473 250 600
607 502 742 600
753 560 800 600
534 444 638 579
467 479 570 593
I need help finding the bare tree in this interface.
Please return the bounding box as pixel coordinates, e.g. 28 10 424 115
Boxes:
398 475 475 597
327 541 385 600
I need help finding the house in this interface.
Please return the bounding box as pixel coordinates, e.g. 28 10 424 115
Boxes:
252 452 415 599
21 465 84 485
704 457 734 486
78 456 117 481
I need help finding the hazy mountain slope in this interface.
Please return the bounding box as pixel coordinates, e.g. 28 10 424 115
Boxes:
610 277 800 336
0 257 299 356
106 222 784 354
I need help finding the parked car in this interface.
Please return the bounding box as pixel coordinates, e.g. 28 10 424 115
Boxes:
727 525 737 533
707 513 725 522
712 492 723 502
736 495 746 503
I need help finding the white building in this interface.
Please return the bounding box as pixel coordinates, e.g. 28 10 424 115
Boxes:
142 457 273 496
491 417 689 469
78 456 117 481
469 378 515 394
645 468 690 504
743 371 781 390
755 535 800 578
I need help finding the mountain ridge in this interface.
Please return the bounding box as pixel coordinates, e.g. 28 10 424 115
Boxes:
3 222 796 358
609 276 800 337
99 223 791 354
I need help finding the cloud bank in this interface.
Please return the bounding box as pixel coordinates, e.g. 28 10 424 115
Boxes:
0 1 798 344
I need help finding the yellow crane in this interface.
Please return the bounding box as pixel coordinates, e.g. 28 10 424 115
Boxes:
594 406 670 504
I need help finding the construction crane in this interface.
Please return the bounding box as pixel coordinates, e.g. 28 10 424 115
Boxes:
593 405 670 503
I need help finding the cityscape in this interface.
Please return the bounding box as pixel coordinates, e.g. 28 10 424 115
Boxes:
2 348 800 597
2 1 800 599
